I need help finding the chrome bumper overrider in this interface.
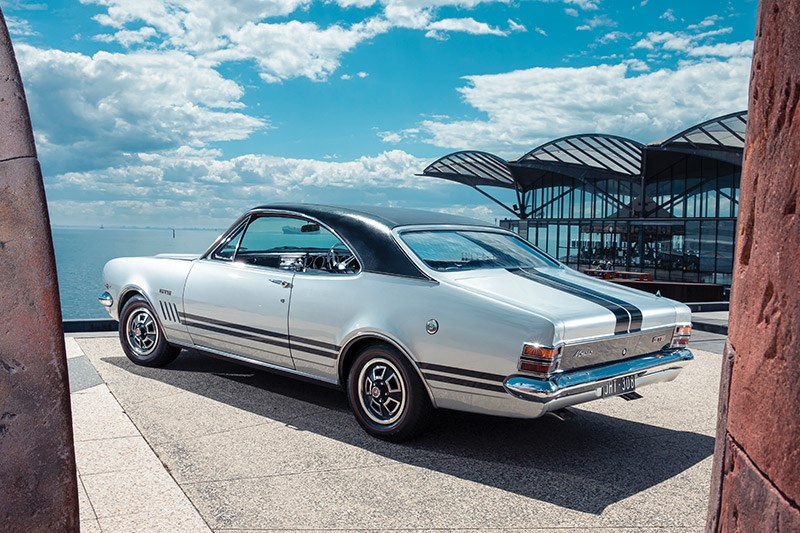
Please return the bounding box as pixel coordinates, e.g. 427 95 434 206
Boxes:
504 349 693 412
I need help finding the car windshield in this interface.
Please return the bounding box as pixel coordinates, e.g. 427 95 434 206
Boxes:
400 230 557 272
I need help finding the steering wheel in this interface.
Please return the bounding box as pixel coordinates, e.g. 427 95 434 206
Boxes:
327 242 357 272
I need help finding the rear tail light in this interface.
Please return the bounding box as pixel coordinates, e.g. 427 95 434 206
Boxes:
670 325 692 348
519 343 562 377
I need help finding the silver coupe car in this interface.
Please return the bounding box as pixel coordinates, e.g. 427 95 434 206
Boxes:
99 204 693 441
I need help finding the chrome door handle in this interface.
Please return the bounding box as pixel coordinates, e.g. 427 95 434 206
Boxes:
269 279 292 289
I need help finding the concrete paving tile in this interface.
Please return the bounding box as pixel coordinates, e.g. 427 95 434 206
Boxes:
75 335 721 532
77 337 186 405
180 463 606 531
77 476 96 522
70 385 140 442
98 509 211 533
65 335 85 358
77 337 338 420
79 519 102 533
152 420 392 484
81 466 198 520
75 435 165 476
122 389 279 444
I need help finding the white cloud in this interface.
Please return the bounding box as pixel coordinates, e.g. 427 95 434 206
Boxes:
210 18 388 82
357 71 369 78
5 15 38 36
688 40 754 58
576 14 616 31
564 7 578 17
435 203 502 222
509 19 527 33
688 15 722 30
417 56 751 154
598 31 629 44
534 26 547 37
45 149 436 226
634 27 734 54
94 26 158 46
660 9 677 22
15 44 265 173
425 17 510 40
563 0 599 10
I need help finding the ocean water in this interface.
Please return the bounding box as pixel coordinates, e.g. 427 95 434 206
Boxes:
52 227 223 319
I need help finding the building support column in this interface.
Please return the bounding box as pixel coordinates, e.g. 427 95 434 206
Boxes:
0 10 79 532
707 1 800 530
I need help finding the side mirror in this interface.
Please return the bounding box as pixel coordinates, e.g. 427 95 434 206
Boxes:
300 223 320 233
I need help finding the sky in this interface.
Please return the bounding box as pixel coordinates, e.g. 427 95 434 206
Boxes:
2 0 757 228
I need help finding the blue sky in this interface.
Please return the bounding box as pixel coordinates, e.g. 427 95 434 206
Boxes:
2 0 757 227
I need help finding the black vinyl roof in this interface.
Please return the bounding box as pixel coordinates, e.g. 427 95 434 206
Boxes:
255 203 489 229
246 204 492 280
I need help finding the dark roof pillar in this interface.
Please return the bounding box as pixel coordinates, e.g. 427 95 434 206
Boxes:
0 9 79 531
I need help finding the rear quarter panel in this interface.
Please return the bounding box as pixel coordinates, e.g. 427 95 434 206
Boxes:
288 271 556 389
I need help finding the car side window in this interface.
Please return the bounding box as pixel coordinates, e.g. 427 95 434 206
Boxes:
226 216 359 274
211 221 247 262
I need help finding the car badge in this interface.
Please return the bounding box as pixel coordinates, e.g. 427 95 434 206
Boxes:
425 319 439 335
573 349 593 358
652 334 666 343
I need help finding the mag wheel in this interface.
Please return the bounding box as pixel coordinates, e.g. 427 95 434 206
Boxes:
347 343 433 442
119 295 180 367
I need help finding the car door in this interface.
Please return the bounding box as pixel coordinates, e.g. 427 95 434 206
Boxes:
182 215 312 369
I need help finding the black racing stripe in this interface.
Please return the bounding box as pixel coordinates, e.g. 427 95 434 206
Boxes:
181 312 288 341
508 268 631 334
417 362 505 383
190 331 279 354
172 303 182 324
288 335 340 353
533 270 644 332
159 301 168 321
182 312 338 358
290 344 337 359
423 372 507 394
184 320 292 350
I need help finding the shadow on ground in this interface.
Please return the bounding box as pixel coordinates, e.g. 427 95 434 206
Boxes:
105 349 713 515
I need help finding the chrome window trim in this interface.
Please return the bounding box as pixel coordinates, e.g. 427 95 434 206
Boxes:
202 209 363 276
391 224 560 278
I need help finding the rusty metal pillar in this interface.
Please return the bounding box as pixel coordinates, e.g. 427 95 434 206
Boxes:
707 1 800 531
0 9 79 533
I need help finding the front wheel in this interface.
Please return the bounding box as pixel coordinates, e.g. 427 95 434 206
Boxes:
347 343 433 442
119 295 181 367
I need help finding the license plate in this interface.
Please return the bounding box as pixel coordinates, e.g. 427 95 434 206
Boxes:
600 375 636 397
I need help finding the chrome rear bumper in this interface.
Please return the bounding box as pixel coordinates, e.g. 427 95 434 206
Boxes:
504 349 693 413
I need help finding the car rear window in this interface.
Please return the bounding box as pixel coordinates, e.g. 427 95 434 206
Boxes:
400 230 557 271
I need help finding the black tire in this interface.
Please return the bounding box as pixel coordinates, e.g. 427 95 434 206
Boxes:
347 342 433 442
119 295 181 367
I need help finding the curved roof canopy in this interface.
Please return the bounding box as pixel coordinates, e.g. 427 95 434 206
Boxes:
648 111 747 166
419 111 747 218
516 134 644 180
421 150 517 189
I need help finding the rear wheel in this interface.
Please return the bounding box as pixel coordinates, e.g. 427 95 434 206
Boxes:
119 295 180 367
347 343 433 442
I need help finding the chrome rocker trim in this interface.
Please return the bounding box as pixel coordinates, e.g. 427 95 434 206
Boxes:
504 349 693 413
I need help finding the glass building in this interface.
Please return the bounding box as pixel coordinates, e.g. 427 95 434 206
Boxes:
421 111 746 286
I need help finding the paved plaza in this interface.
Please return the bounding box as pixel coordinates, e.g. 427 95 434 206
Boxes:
67 333 726 532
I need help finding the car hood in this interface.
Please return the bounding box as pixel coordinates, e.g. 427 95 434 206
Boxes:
436 267 686 341
154 253 201 261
